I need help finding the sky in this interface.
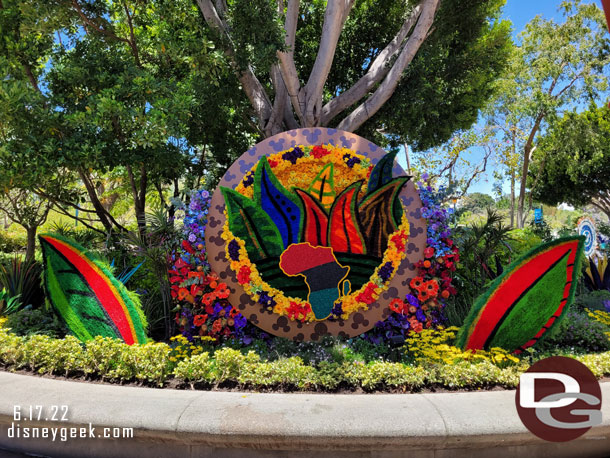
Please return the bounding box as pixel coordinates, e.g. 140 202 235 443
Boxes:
406 0 604 196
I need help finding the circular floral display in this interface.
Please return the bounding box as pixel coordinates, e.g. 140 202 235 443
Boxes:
206 129 427 341
220 143 410 323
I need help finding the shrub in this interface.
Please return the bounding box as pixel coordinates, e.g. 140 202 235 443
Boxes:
574 290 610 311
0 231 26 254
1 322 610 392
540 308 610 352
5 307 67 338
173 353 214 383
237 357 317 389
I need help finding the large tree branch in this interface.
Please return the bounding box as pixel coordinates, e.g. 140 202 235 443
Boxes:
337 0 439 132
302 0 355 126
321 4 422 126
71 0 130 44
277 0 305 125
196 0 274 130
122 2 141 67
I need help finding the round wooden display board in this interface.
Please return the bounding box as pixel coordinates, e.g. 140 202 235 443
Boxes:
206 128 427 341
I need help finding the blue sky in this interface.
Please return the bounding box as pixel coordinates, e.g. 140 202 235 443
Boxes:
404 0 604 196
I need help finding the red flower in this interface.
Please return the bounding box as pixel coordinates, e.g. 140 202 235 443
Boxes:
311 145 330 158
216 282 230 299
424 246 435 258
417 290 430 302
389 298 405 314
202 292 216 306
193 314 208 327
409 318 423 333
181 240 195 254
410 276 425 291
424 280 439 298
286 301 312 322
441 290 450 299
356 282 377 304
174 258 189 269
237 265 251 284
269 159 279 167
390 231 407 252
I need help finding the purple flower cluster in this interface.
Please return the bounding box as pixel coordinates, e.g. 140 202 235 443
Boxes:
343 153 361 168
282 147 304 164
258 291 276 310
228 240 240 261
417 174 454 258
378 262 394 282
173 189 212 271
243 171 255 188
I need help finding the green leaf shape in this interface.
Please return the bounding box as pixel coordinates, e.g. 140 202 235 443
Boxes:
457 236 584 353
307 163 336 210
358 177 409 257
485 254 567 351
39 234 148 345
221 186 284 261
365 151 398 196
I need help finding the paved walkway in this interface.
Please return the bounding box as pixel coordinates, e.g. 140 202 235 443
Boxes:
0 371 608 457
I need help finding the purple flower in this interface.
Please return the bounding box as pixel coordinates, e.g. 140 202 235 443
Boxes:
228 240 240 261
243 172 254 187
378 262 394 282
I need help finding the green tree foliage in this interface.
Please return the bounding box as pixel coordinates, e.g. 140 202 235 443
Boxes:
0 0 256 235
487 0 610 227
531 105 610 220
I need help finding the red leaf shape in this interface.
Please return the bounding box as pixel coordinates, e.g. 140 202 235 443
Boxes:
294 189 328 246
327 181 366 254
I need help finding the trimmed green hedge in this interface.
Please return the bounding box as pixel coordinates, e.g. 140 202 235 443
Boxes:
2 325 610 391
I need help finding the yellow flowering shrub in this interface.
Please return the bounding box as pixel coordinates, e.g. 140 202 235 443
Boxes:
404 327 520 367
168 334 214 363
585 308 610 341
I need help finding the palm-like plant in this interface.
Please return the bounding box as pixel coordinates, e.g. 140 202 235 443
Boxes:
583 255 610 292
0 256 44 310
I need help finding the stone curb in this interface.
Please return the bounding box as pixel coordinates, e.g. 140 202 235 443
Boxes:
0 371 608 457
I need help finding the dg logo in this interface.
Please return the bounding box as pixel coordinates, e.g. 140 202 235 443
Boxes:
516 356 602 442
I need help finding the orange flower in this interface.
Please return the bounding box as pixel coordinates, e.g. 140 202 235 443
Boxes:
177 288 189 300
193 314 208 327
424 280 439 298
441 290 450 299
201 292 216 306
410 277 425 291
389 298 405 314
423 260 431 268
216 283 230 299
212 319 222 333
417 290 430 302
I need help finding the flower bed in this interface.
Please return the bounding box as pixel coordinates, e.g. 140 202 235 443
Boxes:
3 317 610 392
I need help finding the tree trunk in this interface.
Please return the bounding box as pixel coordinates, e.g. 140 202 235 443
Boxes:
126 164 147 238
517 113 544 228
25 226 37 261
510 169 515 228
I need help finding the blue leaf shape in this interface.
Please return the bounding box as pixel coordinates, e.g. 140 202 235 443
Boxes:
366 151 398 196
254 157 303 248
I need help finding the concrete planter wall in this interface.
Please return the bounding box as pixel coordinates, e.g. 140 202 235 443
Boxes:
0 372 608 458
